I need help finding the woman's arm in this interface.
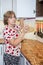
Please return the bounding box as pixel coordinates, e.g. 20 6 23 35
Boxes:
19 18 24 30
8 31 25 46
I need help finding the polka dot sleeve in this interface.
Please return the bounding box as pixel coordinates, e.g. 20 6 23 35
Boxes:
3 29 15 40
3 27 19 40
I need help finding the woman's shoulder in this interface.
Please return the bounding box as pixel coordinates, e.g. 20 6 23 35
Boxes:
3 25 8 31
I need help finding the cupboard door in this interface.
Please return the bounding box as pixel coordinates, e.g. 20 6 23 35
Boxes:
13 0 17 16
1 0 12 19
0 45 3 65
20 54 25 65
20 54 31 65
26 60 31 65
17 0 36 17
0 0 1 19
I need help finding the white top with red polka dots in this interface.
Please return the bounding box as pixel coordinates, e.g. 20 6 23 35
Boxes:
3 25 21 56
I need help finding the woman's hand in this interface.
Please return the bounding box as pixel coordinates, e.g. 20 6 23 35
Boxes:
19 18 24 29
21 25 29 33
24 25 29 33
19 18 29 33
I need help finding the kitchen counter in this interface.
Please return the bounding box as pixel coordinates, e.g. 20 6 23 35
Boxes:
0 39 4 44
0 39 43 65
21 39 43 65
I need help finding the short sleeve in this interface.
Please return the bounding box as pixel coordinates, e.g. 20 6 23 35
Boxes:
3 29 14 40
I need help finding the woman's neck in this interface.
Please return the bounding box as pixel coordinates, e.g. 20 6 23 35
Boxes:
8 24 15 29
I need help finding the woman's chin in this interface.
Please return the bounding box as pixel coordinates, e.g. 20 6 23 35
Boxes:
11 24 15 26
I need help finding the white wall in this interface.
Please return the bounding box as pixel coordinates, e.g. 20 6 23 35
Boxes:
24 19 36 28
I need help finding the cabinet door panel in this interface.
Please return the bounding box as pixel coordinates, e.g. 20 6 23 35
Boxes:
20 54 31 65
17 0 36 17
0 45 3 65
20 54 25 65
1 0 12 19
13 0 17 16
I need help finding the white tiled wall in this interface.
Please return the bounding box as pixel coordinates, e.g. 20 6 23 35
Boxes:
24 19 36 40
24 19 36 28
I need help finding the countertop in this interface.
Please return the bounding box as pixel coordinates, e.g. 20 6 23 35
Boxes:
0 39 43 65
21 39 43 65
0 39 4 44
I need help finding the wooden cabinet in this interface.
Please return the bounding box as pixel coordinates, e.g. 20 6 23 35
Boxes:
36 0 43 16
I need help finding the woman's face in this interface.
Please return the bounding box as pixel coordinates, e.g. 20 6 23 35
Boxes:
8 14 16 26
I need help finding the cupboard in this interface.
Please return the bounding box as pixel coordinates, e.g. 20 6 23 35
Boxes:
17 0 36 18
0 0 17 20
0 0 36 20
0 44 4 65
